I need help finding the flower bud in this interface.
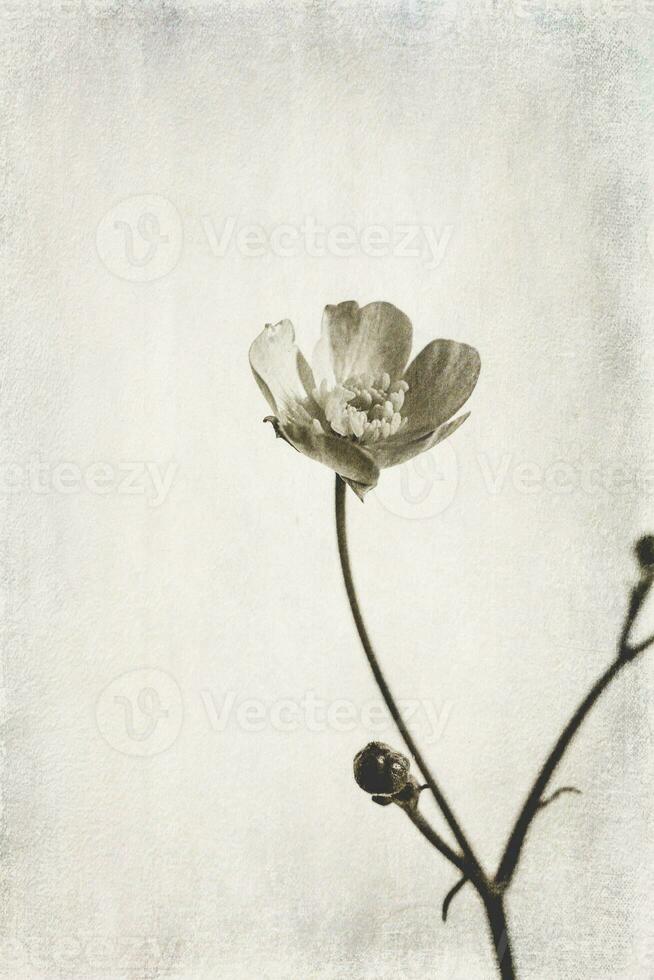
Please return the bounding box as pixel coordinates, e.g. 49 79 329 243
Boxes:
353 741 410 796
635 535 654 575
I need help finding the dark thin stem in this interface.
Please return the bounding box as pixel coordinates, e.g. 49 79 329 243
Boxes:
401 806 467 874
618 578 649 648
497 657 624 885
630 633 654 656
497 577 653 887
334 476 484 885
335 480 653 978
536 786 581 811
441 875 468 921
484 894 516 980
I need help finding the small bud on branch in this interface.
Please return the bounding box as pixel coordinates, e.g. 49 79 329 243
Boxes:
353 741 410 797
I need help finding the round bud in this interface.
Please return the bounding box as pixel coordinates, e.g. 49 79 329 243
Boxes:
353 741 411 796
636 535 654 574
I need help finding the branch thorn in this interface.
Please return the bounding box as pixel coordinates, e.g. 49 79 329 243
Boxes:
441 876 468 922
537 786 581 811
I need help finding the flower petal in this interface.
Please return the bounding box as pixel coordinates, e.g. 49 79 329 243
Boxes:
371 413 470 469
402 340 480 434
312 301 413 385
267 417 380 489
249 320 315 420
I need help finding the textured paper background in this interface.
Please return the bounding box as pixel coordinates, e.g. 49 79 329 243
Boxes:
1 1 654 977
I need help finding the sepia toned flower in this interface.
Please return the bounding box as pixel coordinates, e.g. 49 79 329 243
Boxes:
249 301 480 498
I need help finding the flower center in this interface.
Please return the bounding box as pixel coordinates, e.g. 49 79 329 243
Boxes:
311 373 409 444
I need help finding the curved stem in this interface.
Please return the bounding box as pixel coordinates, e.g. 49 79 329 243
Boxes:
497 578 653 887
537 786 581 811
496 657 624 885
334 476 484 885
401 806 467 874
442 875 468 922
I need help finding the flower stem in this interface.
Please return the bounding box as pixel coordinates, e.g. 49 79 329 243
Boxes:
401 805 467 873
496 658 624 885
334 476 483 885
334 474 654 979
496 576 654 887
484 893 516 980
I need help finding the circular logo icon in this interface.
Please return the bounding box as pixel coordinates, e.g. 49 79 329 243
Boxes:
96 668 183 756
374 442 459 519
95 194 183 282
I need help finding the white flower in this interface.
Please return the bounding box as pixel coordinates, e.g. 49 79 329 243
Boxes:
249 301 480 498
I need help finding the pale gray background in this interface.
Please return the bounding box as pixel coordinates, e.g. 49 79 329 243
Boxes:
1 1 654 977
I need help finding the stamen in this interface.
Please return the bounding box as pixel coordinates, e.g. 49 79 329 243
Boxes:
350 412 365 439
390 389 404 412
309 373 410 444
